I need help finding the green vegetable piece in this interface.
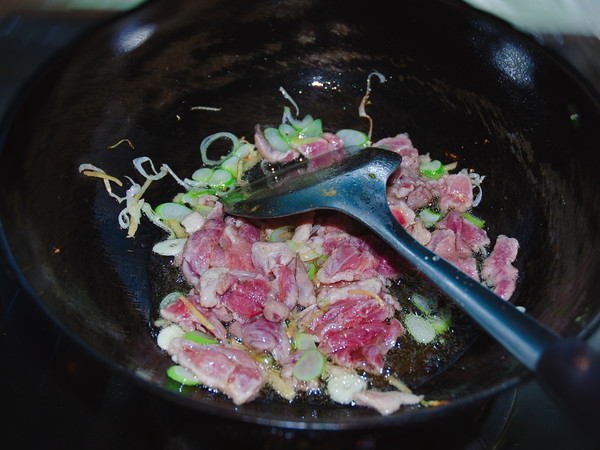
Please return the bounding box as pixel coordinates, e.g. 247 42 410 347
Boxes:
220 155 241 177
285 239 297 254
278 123 296 141
191 167 214 183
166 365 200 386
264 127 290 152
195 205 215 217
234 143 251 158
405 314 437 344
305 262 318 279
411 294 437 315
461 212 485 228
187 188 218 198
159 291 184 310
289 135 319 146
289 114 314 130
418 208 442 228
294 333 317 350
208 168 234 191
419 160 444 179
298 118 322 139
270 225 294 242
335 129 368 147
183 331 218 345
292 348 326 381
429 311 452 334
155 202 193 221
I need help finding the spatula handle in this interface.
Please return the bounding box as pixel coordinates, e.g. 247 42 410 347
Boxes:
536 338 600 428
349 203 600 427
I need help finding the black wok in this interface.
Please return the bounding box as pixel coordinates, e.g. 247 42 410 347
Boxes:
1 0 599 432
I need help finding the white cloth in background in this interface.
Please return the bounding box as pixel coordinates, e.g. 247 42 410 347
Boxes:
463 0 600 38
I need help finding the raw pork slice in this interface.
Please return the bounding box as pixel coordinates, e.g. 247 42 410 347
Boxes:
169 338 266 405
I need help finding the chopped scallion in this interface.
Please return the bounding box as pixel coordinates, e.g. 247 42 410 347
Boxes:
289 135 319 146
191 167 214 183
461 212 485 228
411 294 437 315
405 314 437 344
220 155 241 177
183 331 218 345
292 348 326 381
298 118 322 139
419 160 444 179
155 202 193 221
166 365 200 386
200 132 238 166
234 143 251 158
305 262 317 279
285 239 297 254
278 123 296 141
194 205 214 217
264 127 291 152
429 311 452 334
208 169 234 191
336 129 369 147
159 291 185 310
294 333 317 350
418 208 442 228
288 114 314 130
270 225 294 242
152 238 187 256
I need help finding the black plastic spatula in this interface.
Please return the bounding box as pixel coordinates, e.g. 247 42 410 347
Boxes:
221 146 600 427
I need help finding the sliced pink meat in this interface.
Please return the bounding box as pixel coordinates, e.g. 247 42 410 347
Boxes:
169 338 266 405
181 203 225 287
388 175 433 210
272 265 299 310
298 296 390 338
373 133 420 176
220 272 272 320
295 255 316 307
427 229 479 280
291 132 344 158
251 241 294 275
481 235 519 300
320 318 403 373
431 171 474 213
353 390 423 415
436 210 490 253
198 267 232 308
263 298 291 322
237 318 291 363
297 279 400 374
389 199 416 229
219 217 261 272
316 242 380 284
160 294 227 341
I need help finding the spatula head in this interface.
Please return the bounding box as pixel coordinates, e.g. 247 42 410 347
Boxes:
221 146 403 220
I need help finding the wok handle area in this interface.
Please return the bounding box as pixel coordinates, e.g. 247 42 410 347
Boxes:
351 204 600 428
536 338 600 429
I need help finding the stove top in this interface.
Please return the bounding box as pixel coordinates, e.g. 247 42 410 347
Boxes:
0 3 599 449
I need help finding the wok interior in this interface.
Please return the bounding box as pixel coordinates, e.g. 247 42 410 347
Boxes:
1 0 599 428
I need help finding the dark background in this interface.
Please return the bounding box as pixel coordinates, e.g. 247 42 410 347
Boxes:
0 1 599 448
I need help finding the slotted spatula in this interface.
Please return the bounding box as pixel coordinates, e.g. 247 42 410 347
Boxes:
221 146 600 426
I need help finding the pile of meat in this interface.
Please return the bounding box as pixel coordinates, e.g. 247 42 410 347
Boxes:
158 132 519 413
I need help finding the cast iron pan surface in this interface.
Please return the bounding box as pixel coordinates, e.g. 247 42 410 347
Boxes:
1 0 599 429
